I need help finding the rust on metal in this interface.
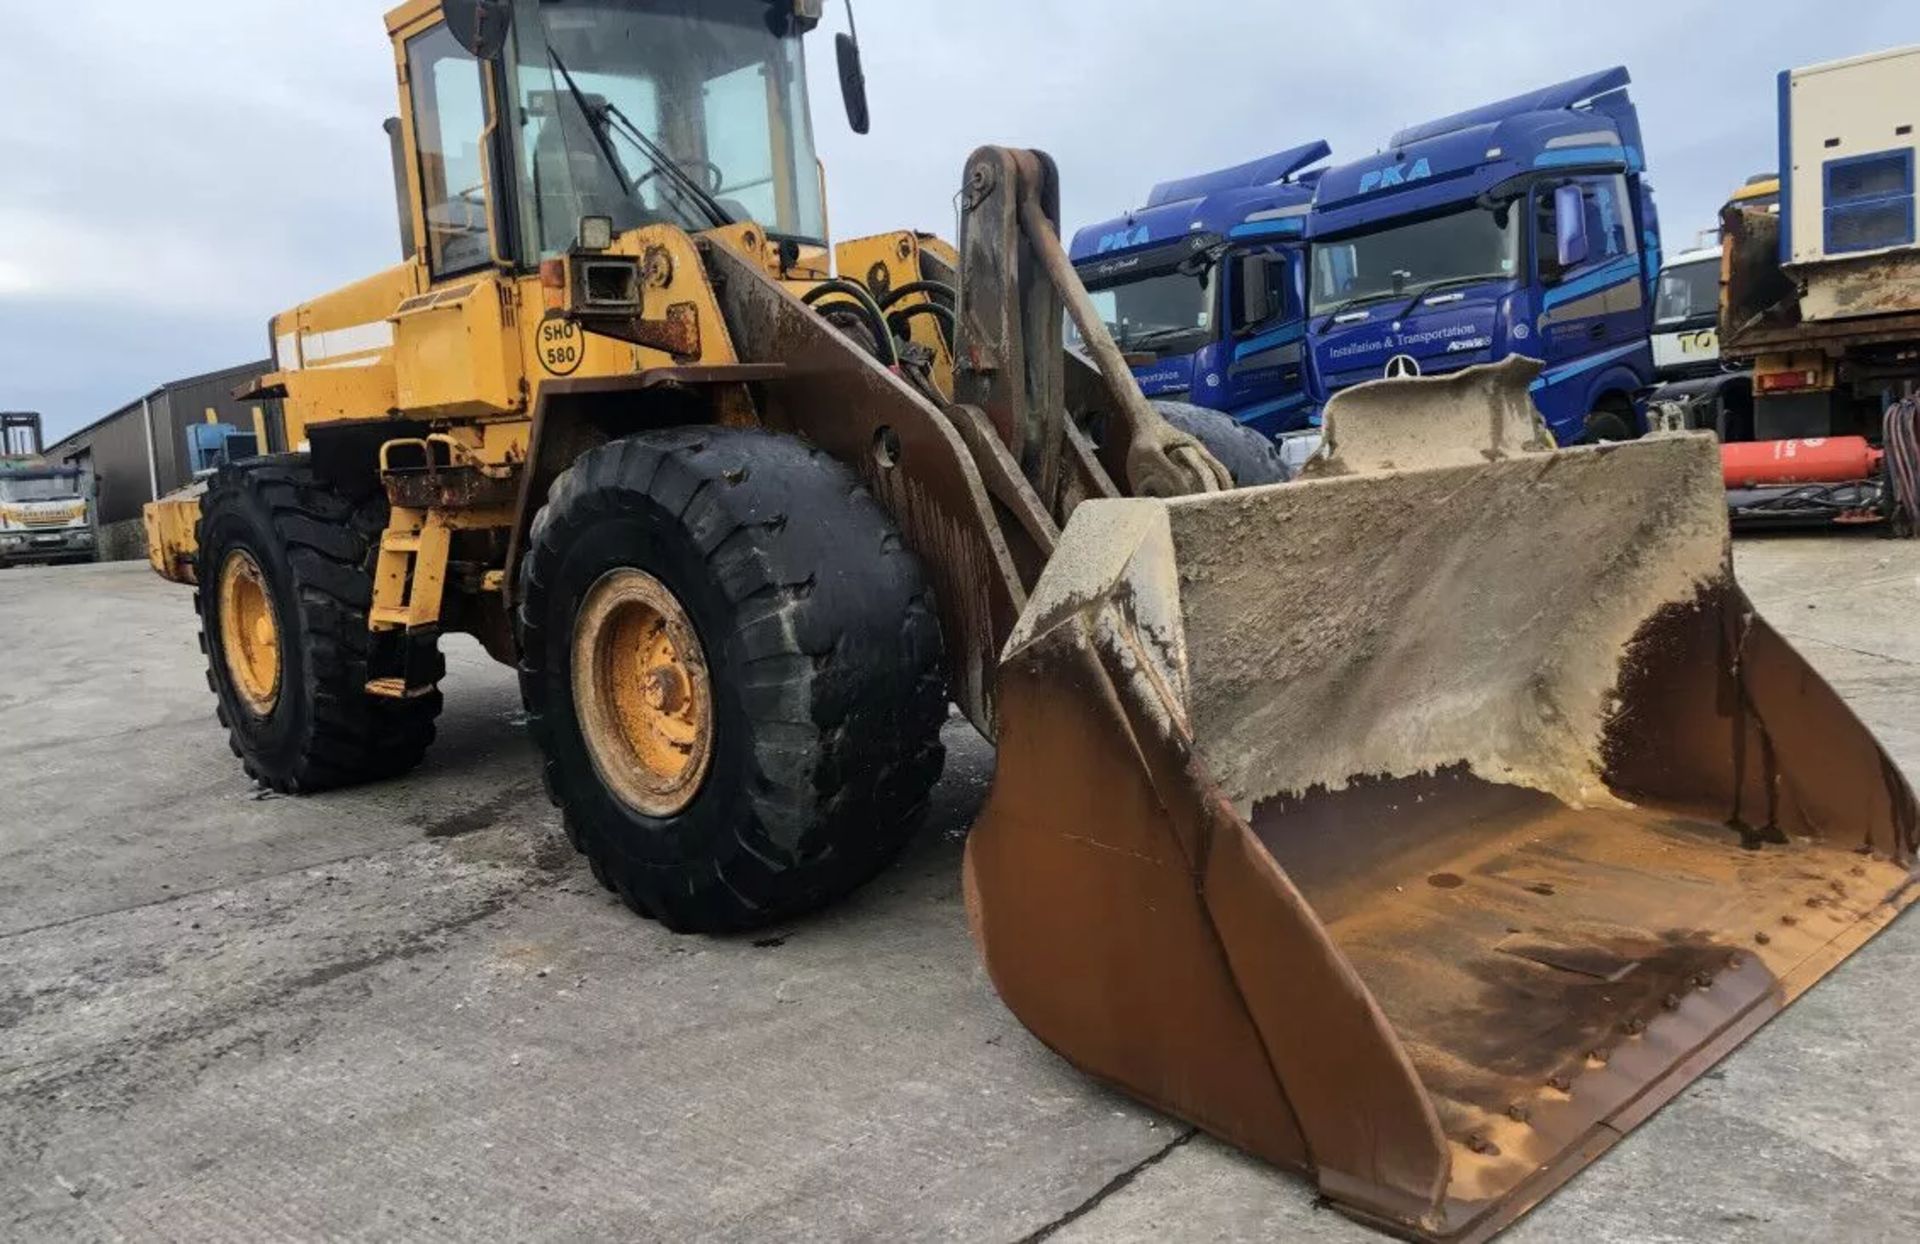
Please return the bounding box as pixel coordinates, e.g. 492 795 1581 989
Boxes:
570 566 715 818
965 360 1920 1241
577 300 704 361
702 235 1027 735
940 400 1059 536
954 146 1227 511
384 464 520 511
216 548 282 717
1722 204 1920 355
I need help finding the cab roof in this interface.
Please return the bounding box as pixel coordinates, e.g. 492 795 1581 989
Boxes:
1311 68 1642 237
1070 141 1331 264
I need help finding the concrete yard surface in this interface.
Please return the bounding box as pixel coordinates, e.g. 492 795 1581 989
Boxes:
3 536 1919 1242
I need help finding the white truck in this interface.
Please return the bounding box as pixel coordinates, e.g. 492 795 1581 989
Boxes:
0 412 97 567
1646 242 1749 433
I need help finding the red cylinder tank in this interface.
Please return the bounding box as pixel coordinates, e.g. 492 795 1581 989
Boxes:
1721 437 1883 487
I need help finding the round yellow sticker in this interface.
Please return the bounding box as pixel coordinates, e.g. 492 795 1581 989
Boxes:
537 316 584 376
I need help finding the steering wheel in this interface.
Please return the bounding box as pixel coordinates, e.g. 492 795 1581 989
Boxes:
634 159 725 197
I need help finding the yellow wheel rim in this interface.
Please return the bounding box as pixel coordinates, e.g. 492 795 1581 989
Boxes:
218 549 282 716
572 568 715 818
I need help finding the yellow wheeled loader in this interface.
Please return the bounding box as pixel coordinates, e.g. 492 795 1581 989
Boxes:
142 2 1917 1238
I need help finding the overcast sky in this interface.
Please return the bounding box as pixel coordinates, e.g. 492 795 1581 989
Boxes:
4 1 1914 441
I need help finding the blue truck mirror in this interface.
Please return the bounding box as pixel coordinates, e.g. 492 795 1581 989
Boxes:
1554 184 1590 268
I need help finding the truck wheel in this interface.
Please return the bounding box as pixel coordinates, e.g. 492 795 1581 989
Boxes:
1154 401 1292 485
517 427 947 934
1581 398 1638 444
195 460 443 793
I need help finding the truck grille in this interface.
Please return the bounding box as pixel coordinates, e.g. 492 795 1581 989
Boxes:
1327 350 1492 393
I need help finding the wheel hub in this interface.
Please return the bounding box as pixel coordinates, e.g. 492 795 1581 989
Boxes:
571 568 715 818
217 549 282 716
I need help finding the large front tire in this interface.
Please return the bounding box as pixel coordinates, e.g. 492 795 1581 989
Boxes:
517 428 947 934
194 460 443 793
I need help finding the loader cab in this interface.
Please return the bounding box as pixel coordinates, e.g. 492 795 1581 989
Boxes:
386 0 831 279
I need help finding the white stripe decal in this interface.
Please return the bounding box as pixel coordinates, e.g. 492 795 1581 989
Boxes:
1544 130 1618 149
302 321 395 363
1244 204 1310 222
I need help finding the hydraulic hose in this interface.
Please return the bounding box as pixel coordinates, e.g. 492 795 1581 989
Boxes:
802 280 898 368
879 281 959 350
887 301 958 347
877 280 957 311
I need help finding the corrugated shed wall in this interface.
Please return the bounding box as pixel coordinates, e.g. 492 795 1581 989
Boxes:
46 362 278 527
49 398 154 527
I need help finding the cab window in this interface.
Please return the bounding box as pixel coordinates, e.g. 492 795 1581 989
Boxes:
702 63 782 226
1534 174 1636 286
1232 254 1296 333
408 25 493 276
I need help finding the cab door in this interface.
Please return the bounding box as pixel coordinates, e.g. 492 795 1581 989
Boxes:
1533 176 1646 371
1222 247 1311 432
390 18 526 417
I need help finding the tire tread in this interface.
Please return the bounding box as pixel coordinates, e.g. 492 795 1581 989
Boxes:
517 428 946 933
195 458 441 794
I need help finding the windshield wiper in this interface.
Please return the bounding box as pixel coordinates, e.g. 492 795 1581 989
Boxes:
600 99 734 229
544 46 632 191
1388 272 1505 323
1313 291 1400 332
544 44 732 231
1125 326 1201 350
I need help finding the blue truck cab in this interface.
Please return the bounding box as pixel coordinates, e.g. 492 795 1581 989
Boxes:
1305 68 1662 443
1068 141 1332 437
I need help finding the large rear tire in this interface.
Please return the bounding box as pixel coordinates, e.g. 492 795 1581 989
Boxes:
517 427 947 933
194 460 443 793
1154 401 1291 486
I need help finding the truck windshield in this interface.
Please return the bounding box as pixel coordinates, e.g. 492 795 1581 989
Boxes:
0 474 82 502
1075 267 1218 355
1654 258 1718 325
1310 205 1520 316
510 0 827 257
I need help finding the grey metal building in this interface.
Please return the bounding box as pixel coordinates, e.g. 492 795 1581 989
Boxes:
47 362 281 557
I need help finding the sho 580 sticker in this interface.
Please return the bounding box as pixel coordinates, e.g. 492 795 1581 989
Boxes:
537 316 584 376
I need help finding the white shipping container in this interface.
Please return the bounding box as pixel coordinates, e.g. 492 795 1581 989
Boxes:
1784 45 1920 266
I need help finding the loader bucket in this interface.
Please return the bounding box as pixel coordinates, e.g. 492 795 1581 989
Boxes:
964 359 1919 1242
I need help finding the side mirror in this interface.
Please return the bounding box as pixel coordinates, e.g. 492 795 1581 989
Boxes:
836 32 870 135
444 0 511 60
1554 184 1590 268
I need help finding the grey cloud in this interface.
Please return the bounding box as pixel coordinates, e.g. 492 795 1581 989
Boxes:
5 0 1914 440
